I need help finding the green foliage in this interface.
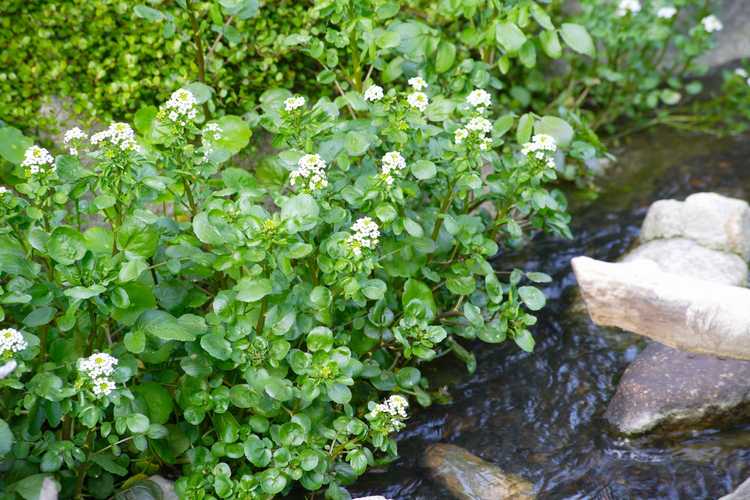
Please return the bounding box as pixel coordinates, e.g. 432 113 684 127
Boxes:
0 77 568 498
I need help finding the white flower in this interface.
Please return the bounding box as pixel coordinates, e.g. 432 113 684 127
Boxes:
656 6 677 19
21 145 55 176
701 14 723 32
284 95 306 112
0 186 9 195
0 328 27 357
466 89 492 109
408 76 428 91
615 0 641 16
346 217 380 256
735 68 748 78
363 85 384 102
379 151 407 185
92 377 116 397
63 127 87 155
479 139 492 151
161 89 198 125
521 134 557 157
466 116 492 134
78 352 119 378
407 92 429 112
454 128 469 144
91 122 139 153
290 153 328 191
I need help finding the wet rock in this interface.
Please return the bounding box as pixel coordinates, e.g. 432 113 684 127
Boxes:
353 497 391 500
622 238 748 286
114 476 177 500
605 343 750 434
720 476 750 499
423 443 534 500
640 193 750 260
699 0 750 68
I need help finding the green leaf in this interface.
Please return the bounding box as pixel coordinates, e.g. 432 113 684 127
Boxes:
514 329 536 352
531 2 554 30
201 333 232 360
435 40 456 73
327 383 351 404
411 160 436 180
560 23 595 57
0 235 33 277
133 5 164 21
214 115 251 155
307 327 333 352
13 475 59 500
362 279 387 300
516 113 534 144
396 367 420 388
186 82 213 104
124 330 146 354
135 310 196 341
64 284 107 300
23 306 56 327
133 382 173 425
344 131 370 156
402 279 437 321
0 418 13 455
518 286 546 311
446 276 476 296
0 126 33 165
281 194 320 233
47 227 87 265
90 453 129 476
496 21 527 53
526 272 552 283
236 278 273 303
539 30 562 58
536 116 574 147
126 413 150 434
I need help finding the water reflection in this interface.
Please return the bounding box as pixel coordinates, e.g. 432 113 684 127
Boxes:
350 130 750 499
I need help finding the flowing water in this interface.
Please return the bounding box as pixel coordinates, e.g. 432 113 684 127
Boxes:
349 130 750 499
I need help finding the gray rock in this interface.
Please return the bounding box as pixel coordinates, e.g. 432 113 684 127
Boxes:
605 343 750 434
641 193 750 260
423 443 535 500
699 0 750 68
623 238 748 286
720 476 750 500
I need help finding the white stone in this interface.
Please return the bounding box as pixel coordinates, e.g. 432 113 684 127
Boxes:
640 193 750 260
623 238 748 286
572 256 750 360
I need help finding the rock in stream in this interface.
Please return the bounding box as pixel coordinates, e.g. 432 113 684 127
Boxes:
423 443 534 500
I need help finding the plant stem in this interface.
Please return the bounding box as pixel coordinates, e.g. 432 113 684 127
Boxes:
185 0 206 84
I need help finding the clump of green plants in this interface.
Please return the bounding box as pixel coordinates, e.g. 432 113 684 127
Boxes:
0 75 573 498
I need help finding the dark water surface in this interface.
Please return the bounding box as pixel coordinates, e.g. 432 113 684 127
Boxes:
350 130 750 500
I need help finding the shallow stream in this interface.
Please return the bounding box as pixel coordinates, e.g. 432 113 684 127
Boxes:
350 129 750 499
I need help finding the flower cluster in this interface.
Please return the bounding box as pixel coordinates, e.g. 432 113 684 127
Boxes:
701 14 723 33
407 76 429 112
454 116 493 150
290 153 328 191
0 328 27 359
346 217 380 257
91 122 139 153
161 88 198 126
368 395 409 433
379 151 407 186
21 145 55 176
78 352 119 397
201 123 223 161
407 77 428 91
284 95 306 112
615 0 641 17
656 6 676 19
521 134 557 168
364 85 384 102
466 89 491 112
63 127 87 155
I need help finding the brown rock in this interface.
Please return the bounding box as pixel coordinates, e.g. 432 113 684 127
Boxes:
423 443 535 500
605 343 750 434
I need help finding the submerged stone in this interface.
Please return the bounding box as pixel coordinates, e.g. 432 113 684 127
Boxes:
423 443 534 500
605 343 750 434
720 476 750 499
